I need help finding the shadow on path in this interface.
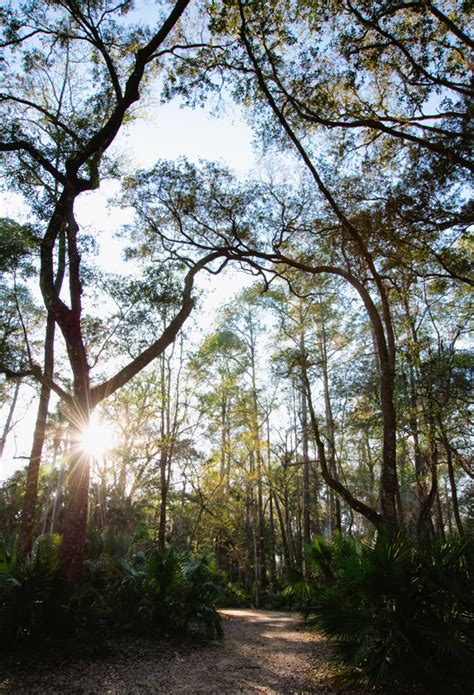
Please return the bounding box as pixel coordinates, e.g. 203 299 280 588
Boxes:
0 608 352 694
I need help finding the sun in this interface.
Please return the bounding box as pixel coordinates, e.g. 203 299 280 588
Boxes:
80 413 117 458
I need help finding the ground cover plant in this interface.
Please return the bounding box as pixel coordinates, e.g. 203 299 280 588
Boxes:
291 534 474 691
0 531 222 654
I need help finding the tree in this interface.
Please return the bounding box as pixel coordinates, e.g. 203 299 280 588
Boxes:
125 160 402 532
19 227 66 557
159 0 473 532
0 217 41 478
189 328 248 576
0 218 39 379
0 0 232 588
268 276 350 538
179 1 472 178
222 289 271 599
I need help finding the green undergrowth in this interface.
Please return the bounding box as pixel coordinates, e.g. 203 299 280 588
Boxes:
286 533 474 693
0 530 223 655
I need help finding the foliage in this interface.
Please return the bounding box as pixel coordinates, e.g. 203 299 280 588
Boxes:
0 530 223 652
149 550 223 637
111 547 223 639
295 534 474 691
0 218 41 375
0 535 60 649
0 219 38 275
217 580 250 608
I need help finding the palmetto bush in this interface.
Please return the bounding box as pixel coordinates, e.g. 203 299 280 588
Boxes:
86 534 223 640
0 529 223 651
0 534 59 649
83 538 223 640
112 548 223 639
299 534 473 690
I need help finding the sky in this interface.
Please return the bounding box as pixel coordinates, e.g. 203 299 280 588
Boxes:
73 97 257 275
0 93 259 480
74 98 259 316
116 99 256 174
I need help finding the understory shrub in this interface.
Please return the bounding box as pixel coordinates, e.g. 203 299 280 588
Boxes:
112 548 223 638
0 530 223 652
217 580 249 608
0 534 59 649
291 534 474 691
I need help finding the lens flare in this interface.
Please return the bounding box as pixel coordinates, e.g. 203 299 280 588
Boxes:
79 413 117 458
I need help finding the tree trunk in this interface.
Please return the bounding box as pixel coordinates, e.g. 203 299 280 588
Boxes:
244 479 253 590
60 420 91 587
317 293 341 535
0 378 20 460
435 490 446 541
50 463 66 535
20 222 65 558
301 400 311 546
256 453 268 593
297 302 312 550
60 328 93 589
273 490 293 573
440 423 464 536
266 414 278 587
19 315 56 557
248 318 268 593
158 446 169 553
158 351 172 553
417 417 438 539
268 493 278 588
300 359 383 530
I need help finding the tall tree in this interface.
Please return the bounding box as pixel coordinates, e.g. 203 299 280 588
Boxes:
0 0 233 588
125 161 403 532
160 0 473 531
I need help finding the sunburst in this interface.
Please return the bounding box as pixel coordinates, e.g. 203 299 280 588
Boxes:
79 412 117 459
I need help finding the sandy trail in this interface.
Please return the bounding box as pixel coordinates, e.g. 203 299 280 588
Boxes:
0 609 354 694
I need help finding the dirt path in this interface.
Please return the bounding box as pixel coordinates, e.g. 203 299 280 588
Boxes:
0 609 355 694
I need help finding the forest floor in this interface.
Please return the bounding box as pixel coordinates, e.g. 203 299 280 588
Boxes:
0 608 421 694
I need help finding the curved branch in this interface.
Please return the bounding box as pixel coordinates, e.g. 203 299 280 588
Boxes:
0 139 67 184
91 250 227 405
0 364 33 379
425 1 474 50
301 367 383 529
347 0 472 97
68 0 190 175
238 3 397 369
30 363 73 405
0 94 80 141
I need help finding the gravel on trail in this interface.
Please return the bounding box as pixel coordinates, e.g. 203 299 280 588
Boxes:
0 609 364 694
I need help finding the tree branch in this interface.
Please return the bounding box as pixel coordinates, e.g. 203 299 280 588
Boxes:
91 250 226 405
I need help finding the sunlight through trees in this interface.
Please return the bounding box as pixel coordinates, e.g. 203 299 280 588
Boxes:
0 1 472 690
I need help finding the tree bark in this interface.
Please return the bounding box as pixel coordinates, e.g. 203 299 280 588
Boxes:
272 488 293 573
417 417 438 539
439 422 464 536
0 378 20 460
19 315 56 557
268 492 278 587
297 302 311 550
